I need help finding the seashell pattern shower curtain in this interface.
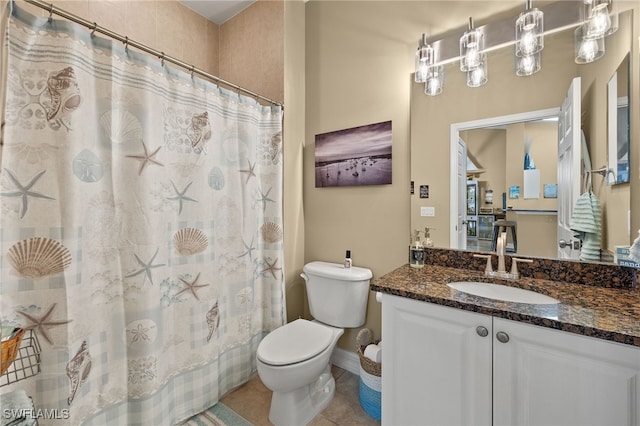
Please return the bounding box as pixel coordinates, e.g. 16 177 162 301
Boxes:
0 3 284 425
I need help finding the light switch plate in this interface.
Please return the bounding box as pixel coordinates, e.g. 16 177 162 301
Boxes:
420 206 435 217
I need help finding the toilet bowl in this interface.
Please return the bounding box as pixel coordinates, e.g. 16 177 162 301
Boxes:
257 319 343 426
256 261 372 426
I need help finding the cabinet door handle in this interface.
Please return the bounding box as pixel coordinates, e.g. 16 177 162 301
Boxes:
496 331 510 343
476 326 489 337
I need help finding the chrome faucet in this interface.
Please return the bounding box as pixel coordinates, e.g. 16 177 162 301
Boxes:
473 232 532 280
496 232 507 275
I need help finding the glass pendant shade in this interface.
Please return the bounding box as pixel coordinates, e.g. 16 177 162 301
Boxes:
414 34 434 83
605 11 618 36
515 8 544 56
466 61 487 87
425 65 444 96
584 0 611 39
575 24 605 63
414 46 429 83
460 18 484 72
516 52 541 76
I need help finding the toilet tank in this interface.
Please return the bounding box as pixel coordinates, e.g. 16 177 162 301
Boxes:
302 261 373 328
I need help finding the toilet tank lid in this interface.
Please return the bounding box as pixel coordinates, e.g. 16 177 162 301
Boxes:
303 261 372 281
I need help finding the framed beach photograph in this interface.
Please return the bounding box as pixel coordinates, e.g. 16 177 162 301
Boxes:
315 120 392 187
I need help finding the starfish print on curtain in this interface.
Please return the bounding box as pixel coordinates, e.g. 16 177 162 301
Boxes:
239 160 256 184
125 248 166 285
256 186 275 211
238 236 256 262
167 180 197 214
1 168 55 219
16 303 72 346
126 140 164 176
261 257 282 280
175 272 209 301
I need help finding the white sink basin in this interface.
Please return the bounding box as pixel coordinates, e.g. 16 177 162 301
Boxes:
447 281 559 305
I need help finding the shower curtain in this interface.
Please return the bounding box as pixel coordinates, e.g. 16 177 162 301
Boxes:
0 3 284 425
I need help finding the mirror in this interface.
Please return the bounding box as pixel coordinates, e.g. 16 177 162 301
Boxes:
607 53 630 185
410 8 636 263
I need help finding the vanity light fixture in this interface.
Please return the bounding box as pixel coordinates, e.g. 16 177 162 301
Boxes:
413 1 616 95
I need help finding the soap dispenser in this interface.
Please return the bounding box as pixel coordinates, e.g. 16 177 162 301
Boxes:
423 227 434 248
409 230 424 268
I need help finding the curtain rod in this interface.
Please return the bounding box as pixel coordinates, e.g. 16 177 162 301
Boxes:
21 0 284 109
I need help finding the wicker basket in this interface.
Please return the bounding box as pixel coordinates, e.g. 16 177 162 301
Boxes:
357 344 382 377
1 328 26 375
357 343 382 420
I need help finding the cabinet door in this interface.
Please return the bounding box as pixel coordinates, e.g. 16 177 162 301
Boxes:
493 318 640 426
382 295 492 426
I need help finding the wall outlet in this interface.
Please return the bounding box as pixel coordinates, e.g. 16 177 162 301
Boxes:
420 206 435 217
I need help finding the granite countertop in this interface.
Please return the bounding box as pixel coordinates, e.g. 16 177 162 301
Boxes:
371 263 640 347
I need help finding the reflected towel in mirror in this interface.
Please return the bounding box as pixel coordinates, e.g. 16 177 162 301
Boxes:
570 191 602 262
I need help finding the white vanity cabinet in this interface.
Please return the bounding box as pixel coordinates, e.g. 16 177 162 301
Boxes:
381 294 640 426
381 294 492 425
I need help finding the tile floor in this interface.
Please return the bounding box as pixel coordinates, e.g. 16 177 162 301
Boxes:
220 366 380 426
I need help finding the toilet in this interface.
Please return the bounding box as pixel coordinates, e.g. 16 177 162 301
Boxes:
256 261 372 426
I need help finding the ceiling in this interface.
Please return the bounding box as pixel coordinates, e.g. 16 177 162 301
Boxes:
178 0 256 25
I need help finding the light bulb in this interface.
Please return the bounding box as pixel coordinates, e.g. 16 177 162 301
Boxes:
516 53 540 76
579 38 599 62
585 2 611 39
515 6 544 57
460 20 484 72
465 45 482 69
415 59 429 83
425 66 444 96
575 24 605 64
518 31 538 55
414 47 429 83
467 65 487 87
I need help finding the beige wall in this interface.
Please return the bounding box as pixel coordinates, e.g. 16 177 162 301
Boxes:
220 0 284 104
505 122 558 212
462 128 506 210
283 0 306 322
305 1 412 349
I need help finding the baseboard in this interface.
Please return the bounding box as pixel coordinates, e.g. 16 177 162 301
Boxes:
331 347 360 376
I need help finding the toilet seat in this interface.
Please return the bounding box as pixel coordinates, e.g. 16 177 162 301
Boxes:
257 319 333 366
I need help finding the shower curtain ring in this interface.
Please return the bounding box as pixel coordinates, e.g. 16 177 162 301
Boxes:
159 52 165 66
91 22 97 38
124 36 129 51
190 65 195 78
48 3 53 23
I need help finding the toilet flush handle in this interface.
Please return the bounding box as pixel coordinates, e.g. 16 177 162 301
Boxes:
300 272 308 281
